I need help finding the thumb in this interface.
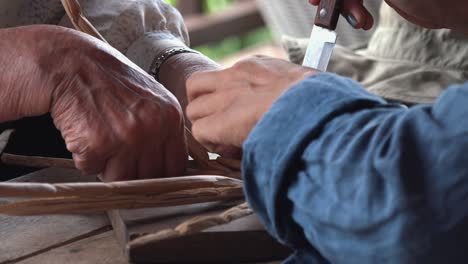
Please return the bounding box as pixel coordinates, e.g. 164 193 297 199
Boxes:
309 0 374 30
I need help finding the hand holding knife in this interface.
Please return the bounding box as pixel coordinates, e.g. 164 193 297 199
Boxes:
302 0 343 71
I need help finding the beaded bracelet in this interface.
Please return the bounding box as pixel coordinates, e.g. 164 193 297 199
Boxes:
149 47 200 82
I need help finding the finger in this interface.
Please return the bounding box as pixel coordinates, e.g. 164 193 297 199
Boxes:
192 109 249 150
72 152 107 175
342 0 372 29
309 0 320 5
191 115 226 151
66 126 115 175
101 151 138 182
362 7 374 30
212 145 242 159
186 88 240 122
186 70 223 102
137 142 164 179
309 0 373 30
164 130 188 177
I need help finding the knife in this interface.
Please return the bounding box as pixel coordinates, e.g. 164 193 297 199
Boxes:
302 0 343 71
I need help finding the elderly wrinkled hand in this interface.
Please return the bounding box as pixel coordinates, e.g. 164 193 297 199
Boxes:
186 56 317 152
0 25 187 181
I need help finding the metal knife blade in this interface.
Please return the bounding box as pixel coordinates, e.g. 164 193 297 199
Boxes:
302 0 343 71
302 26 337 71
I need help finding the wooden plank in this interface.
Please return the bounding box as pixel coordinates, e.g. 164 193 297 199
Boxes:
17 231 127 264
108 201 290 263
1 168 287 263
108 201 241 250
186 1 265 46
0 168 110 264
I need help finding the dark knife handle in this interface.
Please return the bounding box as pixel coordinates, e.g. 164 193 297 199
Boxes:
314 0 343 30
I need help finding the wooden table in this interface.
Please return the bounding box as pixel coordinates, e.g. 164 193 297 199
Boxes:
1 168 283 264
0 168 127 264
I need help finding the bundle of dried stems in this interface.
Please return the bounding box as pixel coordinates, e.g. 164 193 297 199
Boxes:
0 134 243 216
0 176 242 198
0 178 243 216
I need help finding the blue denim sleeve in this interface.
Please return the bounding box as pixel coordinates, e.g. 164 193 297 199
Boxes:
242 73 468 263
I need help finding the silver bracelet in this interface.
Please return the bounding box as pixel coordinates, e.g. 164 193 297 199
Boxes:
149 47 200 82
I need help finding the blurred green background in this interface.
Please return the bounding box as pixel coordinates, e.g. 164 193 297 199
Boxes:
165 0 273 61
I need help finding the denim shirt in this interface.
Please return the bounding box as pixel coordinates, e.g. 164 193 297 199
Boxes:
243 74 468 263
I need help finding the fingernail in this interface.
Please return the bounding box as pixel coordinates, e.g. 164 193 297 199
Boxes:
345 14 358 28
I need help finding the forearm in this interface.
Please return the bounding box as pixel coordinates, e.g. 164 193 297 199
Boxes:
159 52 221 116
243 75 468 262
243 73 389 251
0 25 133 122
0 26 61 122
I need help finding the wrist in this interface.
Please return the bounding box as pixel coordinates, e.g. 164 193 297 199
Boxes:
149 47 201 82
287 67 319 87
158 51 221 110
126 32 189 73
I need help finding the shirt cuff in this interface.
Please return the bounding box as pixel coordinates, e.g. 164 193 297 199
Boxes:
242 73 387 247
125 32 188 73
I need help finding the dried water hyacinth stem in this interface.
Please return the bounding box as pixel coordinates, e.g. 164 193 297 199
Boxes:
0 130 75 169
0 129 13 154
0 176 244 216
0 186 244 216
1 153 75 169
129 202 253 248
60 0 105 42
0 129 244 215
59 0 231 172
0 175 242 198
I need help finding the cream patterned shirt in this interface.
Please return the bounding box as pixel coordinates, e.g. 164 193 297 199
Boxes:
0 0 189 72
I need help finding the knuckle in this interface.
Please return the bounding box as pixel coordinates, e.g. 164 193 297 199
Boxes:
232 60 248 70
250 54 267 60
117 118 140 144
185 103 196 121
65 134 90 157
191 119 215 147
127 97 184 141
237 56 260 66
126 100 162 140
190 121 204 142
166 103 184 128
186 71 206 96
137 100 162 124
87 125 117 154
186 72 200 90
74 158 102 175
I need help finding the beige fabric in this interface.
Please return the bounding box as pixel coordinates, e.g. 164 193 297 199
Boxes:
0 0 189 73
282 3 468 104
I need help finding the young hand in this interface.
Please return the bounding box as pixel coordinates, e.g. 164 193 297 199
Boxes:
186 56 317 153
